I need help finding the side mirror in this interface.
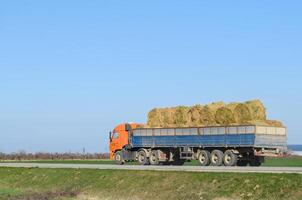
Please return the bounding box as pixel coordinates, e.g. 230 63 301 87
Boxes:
109 131 112 142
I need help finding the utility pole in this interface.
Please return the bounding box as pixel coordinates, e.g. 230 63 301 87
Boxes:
82 147 86 160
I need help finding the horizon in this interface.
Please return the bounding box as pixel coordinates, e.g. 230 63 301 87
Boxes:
1 144 302 154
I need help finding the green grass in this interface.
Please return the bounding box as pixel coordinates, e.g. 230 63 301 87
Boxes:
0 188 22 197
0 167 302 200
263 157 302 167
2 156 302 167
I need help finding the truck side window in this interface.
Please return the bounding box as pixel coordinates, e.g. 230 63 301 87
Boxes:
113 132 119 139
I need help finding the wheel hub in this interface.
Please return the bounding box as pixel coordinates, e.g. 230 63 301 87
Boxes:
139 154 145 162
212 154 218 163
200 155 206 163
225 155 231 164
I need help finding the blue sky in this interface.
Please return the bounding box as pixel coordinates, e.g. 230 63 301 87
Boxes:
0 1 301 153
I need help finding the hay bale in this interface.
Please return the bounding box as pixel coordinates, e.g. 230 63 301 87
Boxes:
173 106 189 127
215 107 236 125
200 106 216 126
226 102 238 111
187 105 203 126
247 120 284 127
207 101 225 113
246 100 267 120
233 103 252 123
147 108 164 127
161 108 176 127
265 120 284 127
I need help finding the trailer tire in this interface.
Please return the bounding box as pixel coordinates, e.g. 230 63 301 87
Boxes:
198 150 211 166
149 150 159 165
223 150 238 166
137 150 150 165
114 151 125 165
210 150 223 166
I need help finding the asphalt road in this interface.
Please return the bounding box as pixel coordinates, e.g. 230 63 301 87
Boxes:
1 163 302 174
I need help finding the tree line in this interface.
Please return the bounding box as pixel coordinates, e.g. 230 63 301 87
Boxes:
0 151 110 160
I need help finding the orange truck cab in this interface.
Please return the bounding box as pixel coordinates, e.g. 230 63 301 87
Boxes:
109 123 139 160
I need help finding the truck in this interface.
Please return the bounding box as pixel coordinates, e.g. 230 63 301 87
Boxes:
109 123 287 166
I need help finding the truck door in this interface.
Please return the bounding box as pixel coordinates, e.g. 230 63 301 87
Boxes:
110 131 120 151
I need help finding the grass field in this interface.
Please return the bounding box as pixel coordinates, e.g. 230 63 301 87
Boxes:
2 156 302 167
1 167 302 200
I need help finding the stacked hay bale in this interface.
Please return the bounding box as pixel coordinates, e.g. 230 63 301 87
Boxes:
199 106 217 126
215 107 236 125
146 100 283 128
147 108 163 127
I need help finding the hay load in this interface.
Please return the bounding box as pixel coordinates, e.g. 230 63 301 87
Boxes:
173 106 189 127
199 106 216 126
215 107 236 125
246 100 267 121
188 105 202 126
147 108 163 127
146 99 283 128
233 103 252 123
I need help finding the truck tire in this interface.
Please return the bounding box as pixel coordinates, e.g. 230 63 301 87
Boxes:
114 151 125 165
223 150 238 166
137 150 150 165
249 157 262 167
149 150 159 165
210 150 223 166
198 150 210 166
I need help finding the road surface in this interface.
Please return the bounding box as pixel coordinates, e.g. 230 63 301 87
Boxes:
1 163 302 174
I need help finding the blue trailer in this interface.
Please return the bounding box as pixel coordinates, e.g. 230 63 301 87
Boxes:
110 123 287 166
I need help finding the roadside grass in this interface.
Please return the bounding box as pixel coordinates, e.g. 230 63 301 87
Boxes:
2 156 302 167
0 188 22 198
0 167 302 200
263 156 302 167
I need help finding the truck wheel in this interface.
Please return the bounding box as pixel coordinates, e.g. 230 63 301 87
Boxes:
137 150 150 165
210 150 223 166
114 151 125 165
149 150 159 165
198 150 210 166
223 150 238 166
249 157 262 167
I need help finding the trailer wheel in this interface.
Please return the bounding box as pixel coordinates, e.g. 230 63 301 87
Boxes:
149 150 159 165
223 150 238 166
198 150 210 166
210 150 223 166
114 151 125 165
137 150 150 165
